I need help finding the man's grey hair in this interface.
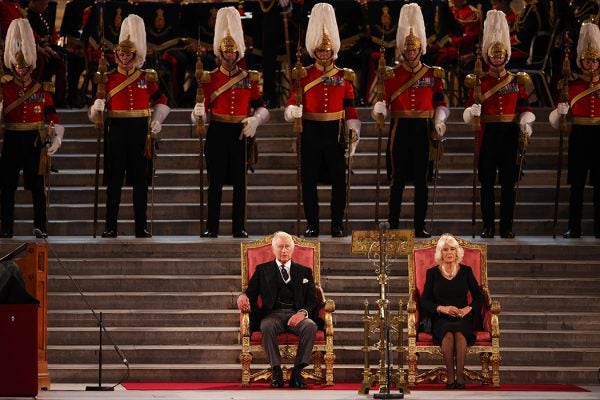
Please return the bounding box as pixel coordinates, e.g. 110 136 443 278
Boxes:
271 231 294 250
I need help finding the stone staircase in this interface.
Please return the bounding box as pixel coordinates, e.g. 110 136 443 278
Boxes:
1 107 599 386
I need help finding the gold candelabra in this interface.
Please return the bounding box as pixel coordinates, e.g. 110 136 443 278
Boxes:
351 228 413 397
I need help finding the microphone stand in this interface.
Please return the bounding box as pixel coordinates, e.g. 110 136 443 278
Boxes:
33 229 129 391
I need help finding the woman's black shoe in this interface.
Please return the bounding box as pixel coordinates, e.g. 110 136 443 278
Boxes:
454 381 466 389
445 382 456 389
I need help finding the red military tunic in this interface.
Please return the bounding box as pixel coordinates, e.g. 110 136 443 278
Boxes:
567 76 600 123
466 70 531 119
0 1 25 37
103 67 167 116
450 3 481 52
383 62 446 118
287 63 358 121
203 65 263 122
465 69 532 150
1 77 59 129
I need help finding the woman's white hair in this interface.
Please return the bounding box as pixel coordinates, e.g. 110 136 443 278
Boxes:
272 231 294 250
434 233 464 265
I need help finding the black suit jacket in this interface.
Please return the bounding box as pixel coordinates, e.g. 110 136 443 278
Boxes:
245 260 321 331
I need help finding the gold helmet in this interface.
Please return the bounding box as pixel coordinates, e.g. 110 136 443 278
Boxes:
305 3 340 59
115 34 136 54
219 29 239 53
577 22 600 68
213 7 245 62
116 14 147 68
396 4 427 56
482 10 511 64
4 18 36 71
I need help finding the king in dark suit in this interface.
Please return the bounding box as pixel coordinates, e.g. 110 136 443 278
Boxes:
237 231 318 389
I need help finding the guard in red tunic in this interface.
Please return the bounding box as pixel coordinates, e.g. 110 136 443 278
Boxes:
88 14 170 238
0 18 64 238
434 0 481 65
549 22 600 238
372 3 449 238
191 7 269 238
284 2 361 238
463 10 535 238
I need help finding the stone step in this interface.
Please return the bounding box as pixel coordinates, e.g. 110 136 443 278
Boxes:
47 274 600 296
46 345 600 367
45 362 599 385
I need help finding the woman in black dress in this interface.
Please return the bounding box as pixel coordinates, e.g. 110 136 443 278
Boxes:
420 234 484 389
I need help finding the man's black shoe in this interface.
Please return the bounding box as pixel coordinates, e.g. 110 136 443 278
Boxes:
331 226 345 237
563 229 581 239
303 227 319 237
415 228 431 238
233 229 248 238
270 367 284 388
480 226 495 238
35 229 48 239
135 229 152 238
500 230 515 239
201 230 218 238
101 230 117 238
289 371 307 389
0 231 13 238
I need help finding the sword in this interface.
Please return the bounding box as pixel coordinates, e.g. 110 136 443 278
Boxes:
512 129 529 232
195 26 207 234
291 40 306 235
429 134 445 233
344 128 356 232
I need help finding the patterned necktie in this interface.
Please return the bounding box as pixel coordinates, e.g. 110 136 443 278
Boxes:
280 265 290 282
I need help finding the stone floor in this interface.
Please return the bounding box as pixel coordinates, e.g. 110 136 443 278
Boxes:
4 384 599 400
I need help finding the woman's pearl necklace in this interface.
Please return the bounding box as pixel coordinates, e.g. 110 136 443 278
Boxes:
441 263 458 279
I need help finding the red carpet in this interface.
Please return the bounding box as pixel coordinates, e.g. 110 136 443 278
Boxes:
122 382 588 392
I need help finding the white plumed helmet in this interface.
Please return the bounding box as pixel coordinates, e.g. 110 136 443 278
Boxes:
305 3 341 60
213 7 246 62
4 18 37 70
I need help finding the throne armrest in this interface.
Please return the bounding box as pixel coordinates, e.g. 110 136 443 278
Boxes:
407 290 418 337
240 309 251 338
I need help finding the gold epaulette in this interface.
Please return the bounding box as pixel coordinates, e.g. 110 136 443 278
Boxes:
516 71 532 86
145 69 158 82
383 66 395 80
464 73 478 89
431 66 445 79
343 68 356 82
1 74 13 84
42 81 55 93
248 70 260 82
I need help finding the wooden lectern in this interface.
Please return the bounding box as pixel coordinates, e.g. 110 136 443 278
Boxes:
16 243 50 390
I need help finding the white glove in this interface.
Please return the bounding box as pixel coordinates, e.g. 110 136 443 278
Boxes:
434 106 449 138
47 135 61 156
519 111 536 137
435 122 446 137
88 99 105 122
241 115 260 138
372 100 387 120
193 103 205 118
284 105 303 122
151 120 161 135
470 103 481 117
557 102 569 116
346 119 361 157
47 124 64 156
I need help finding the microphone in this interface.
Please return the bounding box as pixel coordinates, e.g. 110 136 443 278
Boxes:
379 222 390 231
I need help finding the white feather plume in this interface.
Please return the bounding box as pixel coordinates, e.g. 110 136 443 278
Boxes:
481 10 511 64
576 22 600 69
396 3 427 56
213 7 246 62
119 14 147 69
4 19 36 70
305 3 341 60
